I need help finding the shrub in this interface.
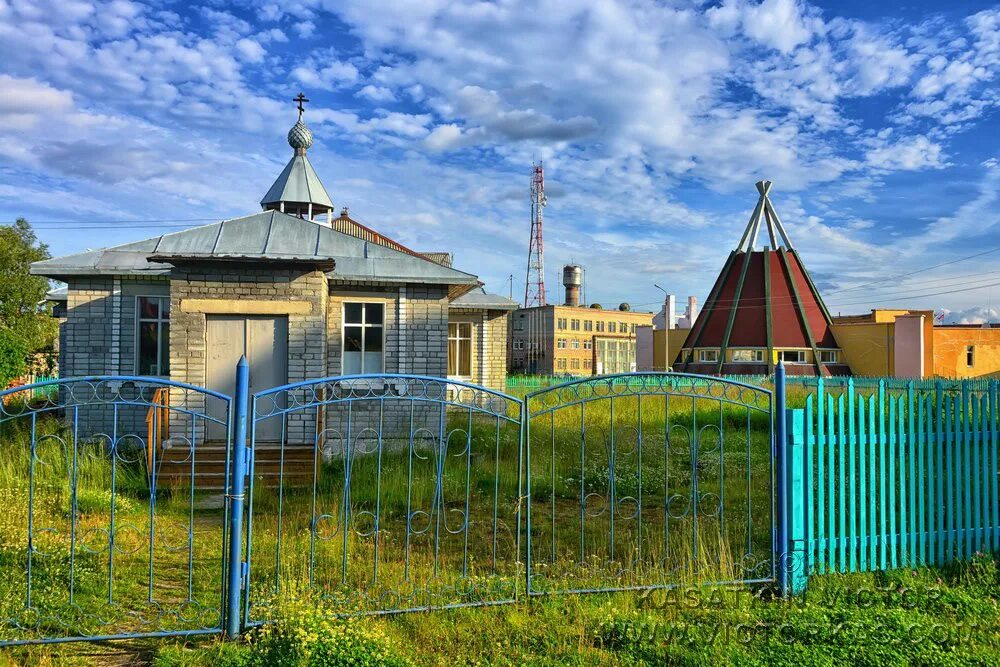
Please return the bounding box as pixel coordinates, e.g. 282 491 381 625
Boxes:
249 597 410 667
0 329 29 389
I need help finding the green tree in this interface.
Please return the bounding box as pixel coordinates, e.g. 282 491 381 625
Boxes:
0 218 57 384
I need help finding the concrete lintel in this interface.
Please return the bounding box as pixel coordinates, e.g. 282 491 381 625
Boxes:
180 298 313 315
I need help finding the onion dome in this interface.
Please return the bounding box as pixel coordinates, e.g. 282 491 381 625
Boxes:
287 119 314 153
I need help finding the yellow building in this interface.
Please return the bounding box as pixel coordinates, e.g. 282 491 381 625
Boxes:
509 304 654 375
637 327 692 371
831 309 1000 379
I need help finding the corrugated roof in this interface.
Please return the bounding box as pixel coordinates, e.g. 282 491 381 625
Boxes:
260 154 333 208
31 211 479 287
450 287 518 310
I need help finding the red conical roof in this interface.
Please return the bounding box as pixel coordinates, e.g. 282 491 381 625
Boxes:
677 181 844 376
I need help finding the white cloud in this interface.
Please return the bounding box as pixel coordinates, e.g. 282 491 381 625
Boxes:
707 0 819 54
292 61 359 89
235 38 265 63
939 306 1000 325
357 84 396 102
424 124 465 151
865 135 946 171
295 21 316 38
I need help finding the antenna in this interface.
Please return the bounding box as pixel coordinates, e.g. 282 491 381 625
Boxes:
524 162 547 307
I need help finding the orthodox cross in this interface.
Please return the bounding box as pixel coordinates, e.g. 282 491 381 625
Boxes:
293 92 309 119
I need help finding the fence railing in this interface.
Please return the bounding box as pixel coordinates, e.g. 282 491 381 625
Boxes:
782 377 1000 592
1 365 998 645
508 373 999 395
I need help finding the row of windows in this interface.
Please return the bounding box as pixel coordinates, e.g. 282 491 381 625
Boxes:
557 318 636 334
556 338 593 350
695 349 838 364
556 358 593 371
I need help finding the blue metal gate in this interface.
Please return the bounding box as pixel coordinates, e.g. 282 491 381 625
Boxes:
0 366 781 646
524 373 776 595
241 373 524 624
0 376 233 646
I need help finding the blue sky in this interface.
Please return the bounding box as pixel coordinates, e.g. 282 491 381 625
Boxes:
1 0 998 321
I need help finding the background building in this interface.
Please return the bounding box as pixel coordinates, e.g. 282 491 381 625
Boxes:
509 304 653 376
832 310 1000 379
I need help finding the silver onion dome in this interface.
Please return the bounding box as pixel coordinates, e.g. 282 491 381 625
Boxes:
287 120 314 151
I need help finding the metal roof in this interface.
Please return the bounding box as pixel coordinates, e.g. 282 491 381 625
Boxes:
31 211 480 288
260 153 333 209
450 287 519 310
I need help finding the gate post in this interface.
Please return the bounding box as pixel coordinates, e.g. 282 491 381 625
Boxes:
226 356 250 637
775 362 788 594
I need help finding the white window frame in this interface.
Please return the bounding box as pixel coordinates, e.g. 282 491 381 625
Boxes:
731 349 765 363
557 338 567 349
584 340 592 350
780 350 807 364
135 295 170 377
448 322 473 378
698 349 719 363
342 302 386 375
819 350 839 364
570 339 580 350
513 340 524 350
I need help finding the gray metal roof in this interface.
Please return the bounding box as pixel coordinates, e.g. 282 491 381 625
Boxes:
260 154 333 209
31 211 480 287
450 287 519 310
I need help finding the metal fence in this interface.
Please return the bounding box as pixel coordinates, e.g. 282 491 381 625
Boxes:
524 374 775 595
0 376 232 645
1 364 998 645
509 373 999 396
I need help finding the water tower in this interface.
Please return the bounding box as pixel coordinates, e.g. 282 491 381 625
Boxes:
562 264 582 307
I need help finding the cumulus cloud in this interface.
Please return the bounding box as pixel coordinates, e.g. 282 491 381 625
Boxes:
865 135 946 171
1 0 999 311
357 84 396 102
235 37 266 62
707 0 819 54
939 307 1000 325
291 61 359 89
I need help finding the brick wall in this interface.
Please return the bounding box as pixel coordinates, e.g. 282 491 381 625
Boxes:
169 265 328 444
447 307 509 392
323 283 449 451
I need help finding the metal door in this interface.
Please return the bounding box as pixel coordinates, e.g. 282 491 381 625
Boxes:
206 316 288 441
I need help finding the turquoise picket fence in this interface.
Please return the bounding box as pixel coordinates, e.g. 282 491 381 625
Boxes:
793 378 1000 576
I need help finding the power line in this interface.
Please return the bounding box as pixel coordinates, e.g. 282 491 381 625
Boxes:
824 243 1000 296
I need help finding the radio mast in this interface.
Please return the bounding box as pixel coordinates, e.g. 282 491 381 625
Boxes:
524 162 547 307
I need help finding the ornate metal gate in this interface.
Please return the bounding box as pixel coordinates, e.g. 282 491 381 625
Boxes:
524 373 775 594
242 374 524 624
0 376 233 646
